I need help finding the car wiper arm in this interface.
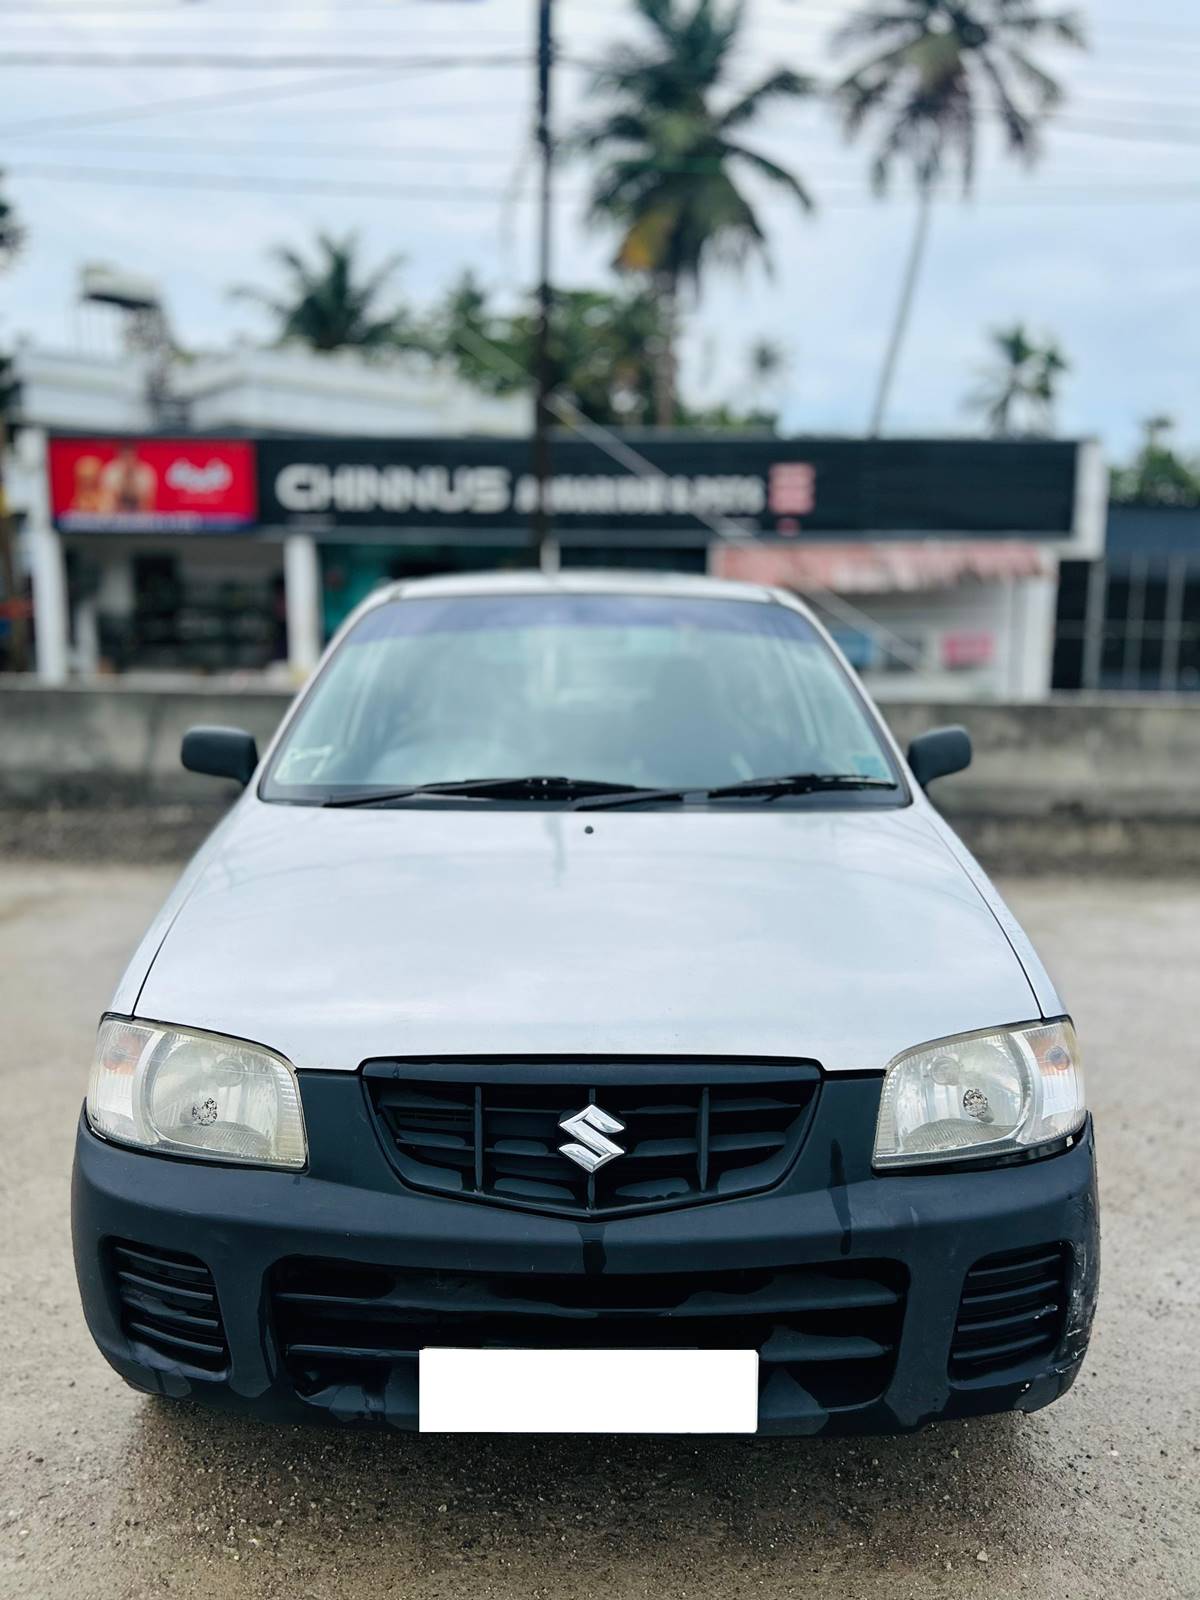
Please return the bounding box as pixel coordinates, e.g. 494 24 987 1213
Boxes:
323 776 661 808
575 773 898 811
573 785 699 812
703 773 900 802
325 773 897 809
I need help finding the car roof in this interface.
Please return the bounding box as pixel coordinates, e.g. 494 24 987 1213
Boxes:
380 567 779 605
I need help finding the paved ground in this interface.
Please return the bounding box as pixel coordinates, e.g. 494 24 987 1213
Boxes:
0 865 1196 1600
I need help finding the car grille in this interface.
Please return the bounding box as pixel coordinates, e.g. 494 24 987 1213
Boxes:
110 1240 229 1375
363 1061 820 1217
272 1255 906 1418
950 1244 1069 1378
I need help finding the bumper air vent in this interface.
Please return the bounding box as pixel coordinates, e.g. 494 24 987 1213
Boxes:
272 1255 906 1418
110 1240 229 1375
951 1243 1069 1379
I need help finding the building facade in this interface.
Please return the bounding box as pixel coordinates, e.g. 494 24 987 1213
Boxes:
1053 505 1200 693
6 346 1106 700
6 344 527 681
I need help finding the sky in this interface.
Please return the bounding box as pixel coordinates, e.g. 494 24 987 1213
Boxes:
0 0 1197 459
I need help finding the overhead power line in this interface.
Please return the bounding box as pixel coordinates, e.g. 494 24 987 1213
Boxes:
0 47 535 69
10 159 1200 208
13 124 1200 166
0 65 425 139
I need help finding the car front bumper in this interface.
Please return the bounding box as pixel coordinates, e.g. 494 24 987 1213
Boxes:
71 1073 1099 1437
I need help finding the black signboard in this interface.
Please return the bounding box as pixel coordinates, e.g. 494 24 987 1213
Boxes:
257 435 1081 541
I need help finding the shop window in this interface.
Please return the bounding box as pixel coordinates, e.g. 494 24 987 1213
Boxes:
1055 560 1090 625
115 553 284 673
1103 576 1132 627
1052 635 1084 692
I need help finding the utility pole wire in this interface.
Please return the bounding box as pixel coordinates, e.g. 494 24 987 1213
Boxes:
0 66 408 139
531 0 555 566
450 324 925 664
0 49 536 68
452 326 746 542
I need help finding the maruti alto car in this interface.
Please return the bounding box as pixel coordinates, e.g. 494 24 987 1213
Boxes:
73 571 1098 1435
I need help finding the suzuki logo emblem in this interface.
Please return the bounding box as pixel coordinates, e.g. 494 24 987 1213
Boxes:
558 1104 626 1173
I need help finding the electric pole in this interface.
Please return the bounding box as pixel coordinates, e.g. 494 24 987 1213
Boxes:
530 0 555 567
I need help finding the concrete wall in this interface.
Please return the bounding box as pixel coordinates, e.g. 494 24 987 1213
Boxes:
0 681 291 807
883 697 1200 820
2 682 1199 867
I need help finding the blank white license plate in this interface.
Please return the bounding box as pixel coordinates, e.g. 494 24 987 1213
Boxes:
419 1348 759 1434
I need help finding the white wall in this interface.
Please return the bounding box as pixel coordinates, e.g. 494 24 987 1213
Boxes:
12 341 528 440
823 574 1059 703
10 342 528 679
180 347 527 438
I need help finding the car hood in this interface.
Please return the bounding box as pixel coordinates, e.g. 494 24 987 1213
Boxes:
132 799 1040 1073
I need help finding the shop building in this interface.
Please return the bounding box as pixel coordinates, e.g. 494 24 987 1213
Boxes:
11 358 1105 700
5 343 526 681
1053 504 1200 692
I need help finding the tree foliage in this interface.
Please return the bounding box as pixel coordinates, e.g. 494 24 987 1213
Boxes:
572 0 813 420
0 175 24 272
1111 417 1200 507
831 0 1084 433
434 271 777 430
965 322 1068 437
231 232 427 355
832 0 1086 195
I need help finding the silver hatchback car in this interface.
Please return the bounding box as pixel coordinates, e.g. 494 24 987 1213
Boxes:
73 571 1097 1435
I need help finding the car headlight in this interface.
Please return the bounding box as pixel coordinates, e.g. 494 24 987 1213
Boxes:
873 1019 1084 1170
86 1017 307 1170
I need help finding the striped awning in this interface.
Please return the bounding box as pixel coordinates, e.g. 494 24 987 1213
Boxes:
712 539 1052 594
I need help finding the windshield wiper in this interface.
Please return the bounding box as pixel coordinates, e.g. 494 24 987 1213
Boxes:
324 772 898 810
572 785 698 812
322 776 664 808
703 773 900 802
575 773 898 811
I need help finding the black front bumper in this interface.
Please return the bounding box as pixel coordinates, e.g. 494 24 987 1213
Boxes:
71 1072 1099 1436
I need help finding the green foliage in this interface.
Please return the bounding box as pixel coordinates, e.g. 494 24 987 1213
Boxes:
0 179 23 442
434 271 776 430
965 322 1069 437
436 272 672 424
678 400 777 432
832 0 1086 194
231 232 429 356
576 0 816 280
0 175 23 272
1111 417 1200 507
572 0 813 419
430 272 521 396
0 351 19 443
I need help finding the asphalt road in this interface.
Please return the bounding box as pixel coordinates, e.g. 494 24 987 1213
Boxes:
1 864 1196 1600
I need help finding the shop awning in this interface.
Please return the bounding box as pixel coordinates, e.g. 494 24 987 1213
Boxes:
712 539 1052 594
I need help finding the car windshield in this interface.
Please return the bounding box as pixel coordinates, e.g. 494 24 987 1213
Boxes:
261 591 901 803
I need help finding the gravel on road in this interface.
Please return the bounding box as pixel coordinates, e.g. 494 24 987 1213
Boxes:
0 864 1195 1600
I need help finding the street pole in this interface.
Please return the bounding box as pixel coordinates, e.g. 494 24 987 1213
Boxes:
530 0 555 568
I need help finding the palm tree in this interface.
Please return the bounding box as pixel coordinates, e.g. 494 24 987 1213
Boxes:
831 0 1085 434
574 0 815 424
232 232 426 355
965 322 1068 436
435 271 676 426
1110 415 1200 507
0 176 24 270
0 174 28 671
748 337 788 410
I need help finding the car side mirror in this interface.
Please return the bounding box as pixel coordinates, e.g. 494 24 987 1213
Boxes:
906 725 972 788
181 726 259 787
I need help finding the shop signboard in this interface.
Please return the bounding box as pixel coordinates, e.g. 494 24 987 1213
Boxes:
48 438 257 533
256 436 1084 542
